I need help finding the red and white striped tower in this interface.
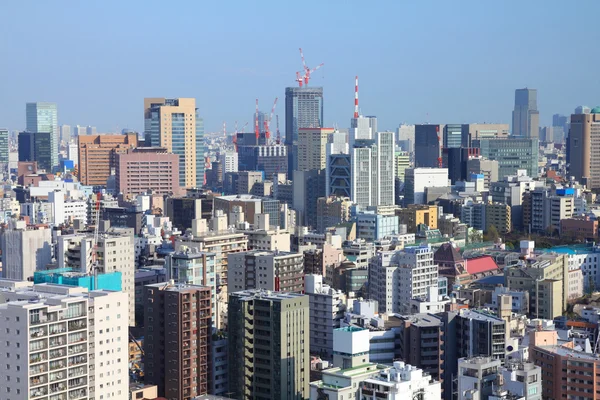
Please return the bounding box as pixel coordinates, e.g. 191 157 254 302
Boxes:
223 121 226 138
354 75 359 118
255 99 260 140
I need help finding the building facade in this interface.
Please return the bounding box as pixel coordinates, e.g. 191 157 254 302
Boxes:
115 147 180 198
144 98 204 188
77 133 138 186
512 88 539 138
26 102 58 170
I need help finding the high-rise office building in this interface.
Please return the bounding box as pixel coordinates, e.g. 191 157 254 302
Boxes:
0 128 9 173
17 131 52 171
0 283 129 400
479 137 539 178
552 114 569 143
414 124 443 168
568 108 600 189
284 87 324 175
297 127 333 171
115 147 181 198
350 131 395 207
512 88 539 138
77 133 138 186
85 126 97 135
73 125 87 137
144 98 205 188
26 102 58 170
228 290 309 400
575 105 591 115
144 282 212 399
59 124 71 143
443 124 469 148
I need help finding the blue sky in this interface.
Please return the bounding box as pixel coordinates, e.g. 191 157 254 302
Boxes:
1 1 599 134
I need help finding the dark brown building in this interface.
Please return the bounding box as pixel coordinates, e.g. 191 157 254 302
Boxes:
434 242 469 289
144 282 211 399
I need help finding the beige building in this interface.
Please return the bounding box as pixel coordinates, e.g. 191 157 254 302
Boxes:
144 98 202 188
568 109 600 189
468 123 510 141
505 249 568 319
395 150 410 181
316 196 353 233
485 202 511 234
397 205 438 233
466 157 499 190
298 127 334 171
77 133 138 186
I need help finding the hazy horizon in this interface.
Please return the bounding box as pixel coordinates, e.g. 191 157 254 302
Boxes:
1 0 599 134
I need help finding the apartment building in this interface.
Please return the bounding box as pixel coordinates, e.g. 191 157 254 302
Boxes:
396 205 439 233
166 249 217 324
315 196 352 233
77 133 138 186
228 290 309 400
0 282 128 400
143 282 211 399
368 245 439 314
505 246 569 319
227 250 304 294
297 127 334 171
305 275 346 360
360 361 441 400
485 202 511 234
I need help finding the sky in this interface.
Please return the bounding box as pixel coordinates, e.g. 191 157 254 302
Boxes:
1 1 599 134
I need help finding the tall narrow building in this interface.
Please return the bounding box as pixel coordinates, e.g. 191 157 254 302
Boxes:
284 87 324 175
414 124 444 168
26 102 58 170
512 88 539 138
144 283 212 399
144 98 205 188
228 290 309 400
350 131 395 207
568 108 600 189
297 127 333 171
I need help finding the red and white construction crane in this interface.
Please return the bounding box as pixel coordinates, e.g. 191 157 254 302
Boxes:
255 99 260 140
295 47 324 87
264 97 278 141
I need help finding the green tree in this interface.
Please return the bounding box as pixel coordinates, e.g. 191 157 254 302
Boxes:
483 224 500 242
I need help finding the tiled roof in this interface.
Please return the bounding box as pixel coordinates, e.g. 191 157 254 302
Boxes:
465 255 499 275
434 242 464 263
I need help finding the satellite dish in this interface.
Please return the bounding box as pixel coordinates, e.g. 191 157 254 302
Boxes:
506 345 514 351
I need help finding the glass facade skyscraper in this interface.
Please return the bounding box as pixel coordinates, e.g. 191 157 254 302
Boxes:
284 87 324 176
512 88 539 138
26 102 58 170
144 98 204 188
0 128 8 174
479 137 539 178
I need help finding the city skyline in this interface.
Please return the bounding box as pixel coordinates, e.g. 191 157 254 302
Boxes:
2 1 600 134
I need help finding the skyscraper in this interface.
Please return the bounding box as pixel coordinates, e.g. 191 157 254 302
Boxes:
60 124 71 143
568 108 600 189
0 128 8 173
414 124 443 168
284 87 324 175
443 124 469 148
228 290 309 399
144 98 205 188
552 114 569 143
26 102 58 170
297 127 333 171
350 131 395 207
18 131 52 171
77 133 138 186
575 105 591 115
512 88 539 138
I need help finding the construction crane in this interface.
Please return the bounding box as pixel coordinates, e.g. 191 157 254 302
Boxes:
233 122 249 152
264 97 278 141
296 47 324 87
276 115 281 145
88 192 102 288
255 99 259 140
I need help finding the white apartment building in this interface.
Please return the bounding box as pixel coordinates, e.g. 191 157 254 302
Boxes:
305 275 347 360
48 190 88 226
0 282 128 400
369 245 438 314
220 151 238 174
350 131 395 207
56 231 135 326
360 361 441 400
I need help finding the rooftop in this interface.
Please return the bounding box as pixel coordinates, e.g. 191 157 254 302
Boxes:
465 255 500 275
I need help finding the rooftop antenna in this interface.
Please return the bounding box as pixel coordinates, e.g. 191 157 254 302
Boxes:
255 99 259 140
354 75 359 118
